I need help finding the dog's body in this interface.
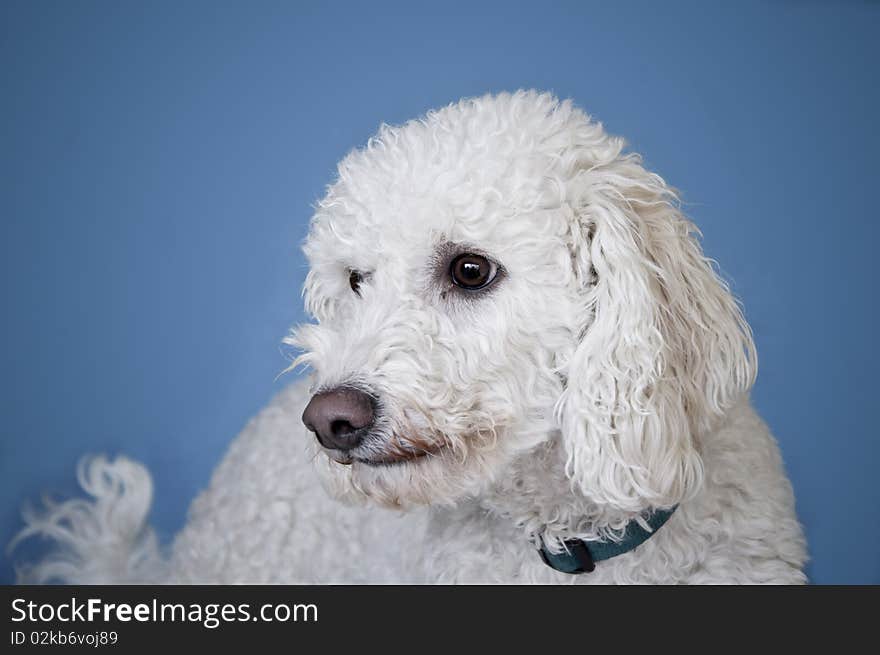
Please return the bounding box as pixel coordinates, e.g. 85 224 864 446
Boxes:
13 91 807 584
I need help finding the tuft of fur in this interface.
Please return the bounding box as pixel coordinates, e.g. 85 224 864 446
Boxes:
9 456 165 584
10 91 807 584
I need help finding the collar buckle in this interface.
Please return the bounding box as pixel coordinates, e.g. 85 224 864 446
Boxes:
539 539 596 574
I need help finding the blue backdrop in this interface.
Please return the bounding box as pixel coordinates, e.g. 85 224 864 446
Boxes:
2 0 877 584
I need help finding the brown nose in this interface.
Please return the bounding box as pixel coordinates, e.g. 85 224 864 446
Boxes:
301 387 375 451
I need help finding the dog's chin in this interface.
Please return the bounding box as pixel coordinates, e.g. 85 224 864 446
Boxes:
318 439 514 509
314 423 541 507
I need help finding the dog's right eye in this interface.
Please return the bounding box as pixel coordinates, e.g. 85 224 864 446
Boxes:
349 270 364 296
450 254 498 291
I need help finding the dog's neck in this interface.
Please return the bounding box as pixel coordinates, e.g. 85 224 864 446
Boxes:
480 435 659 548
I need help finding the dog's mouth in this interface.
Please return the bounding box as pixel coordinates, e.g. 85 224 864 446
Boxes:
323 437 444 467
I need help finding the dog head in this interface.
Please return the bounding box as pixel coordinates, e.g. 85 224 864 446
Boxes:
288 91 755 511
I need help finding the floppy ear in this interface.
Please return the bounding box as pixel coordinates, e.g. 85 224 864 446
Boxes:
557 148 756 513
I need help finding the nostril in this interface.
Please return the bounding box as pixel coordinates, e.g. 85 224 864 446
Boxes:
330 419 356 437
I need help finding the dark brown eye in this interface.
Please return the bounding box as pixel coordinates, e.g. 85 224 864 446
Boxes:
349 269 363 295
450 254 498 290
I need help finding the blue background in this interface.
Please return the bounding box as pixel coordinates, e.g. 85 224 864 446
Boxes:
2 0 877 584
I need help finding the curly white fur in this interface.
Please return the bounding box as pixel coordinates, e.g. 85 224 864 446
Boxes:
10 91 807 584
8 457 164 584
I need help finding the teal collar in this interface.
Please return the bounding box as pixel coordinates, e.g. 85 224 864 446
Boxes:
538 507 677 574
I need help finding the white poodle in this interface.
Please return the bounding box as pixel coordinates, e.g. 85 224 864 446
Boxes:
12 91 807 584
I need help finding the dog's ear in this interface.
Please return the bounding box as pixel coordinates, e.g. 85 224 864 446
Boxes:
557 146 756 513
